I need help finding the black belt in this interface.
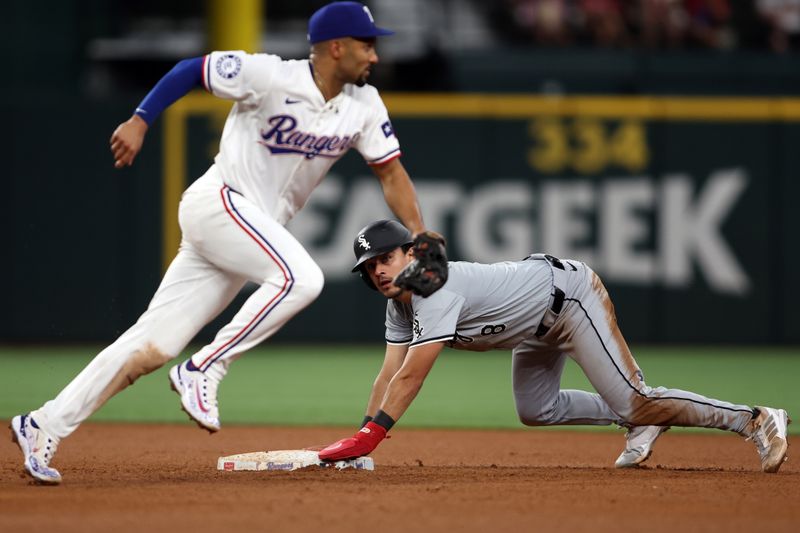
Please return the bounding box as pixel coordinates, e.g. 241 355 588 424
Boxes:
525 253 568 337
535 287 565 337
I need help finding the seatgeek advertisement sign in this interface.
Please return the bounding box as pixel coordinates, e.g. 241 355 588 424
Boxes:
279 111 787 342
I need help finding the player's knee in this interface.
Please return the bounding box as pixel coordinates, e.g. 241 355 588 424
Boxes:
515 400 559 426
290 261 325 304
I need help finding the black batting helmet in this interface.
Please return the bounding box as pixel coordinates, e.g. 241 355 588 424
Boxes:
352 219 413 290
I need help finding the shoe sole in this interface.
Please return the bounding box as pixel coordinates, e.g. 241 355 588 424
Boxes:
9 418 61 485
168 368 220 434
615 449 652 469
614 426 669 469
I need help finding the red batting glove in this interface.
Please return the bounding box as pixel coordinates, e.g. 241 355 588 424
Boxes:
318 422 387 461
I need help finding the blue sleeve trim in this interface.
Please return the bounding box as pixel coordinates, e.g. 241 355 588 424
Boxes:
134 56 205 126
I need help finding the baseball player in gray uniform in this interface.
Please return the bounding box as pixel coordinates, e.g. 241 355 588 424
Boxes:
10 3 430 485
319 220 791 473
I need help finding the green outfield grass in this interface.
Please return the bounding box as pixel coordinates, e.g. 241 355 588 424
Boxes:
0 345 797 434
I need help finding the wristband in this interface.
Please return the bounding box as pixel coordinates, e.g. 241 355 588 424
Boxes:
361 415 373 428
372 409 396 431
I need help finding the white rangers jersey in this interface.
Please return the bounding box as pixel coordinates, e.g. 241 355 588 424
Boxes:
202 51 401 225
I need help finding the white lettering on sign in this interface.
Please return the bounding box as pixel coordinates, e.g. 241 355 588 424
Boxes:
541 181 596 265
601 178 655 284
659 168 750 295
289 177 391 274
457 181 534 263
287 169 750 295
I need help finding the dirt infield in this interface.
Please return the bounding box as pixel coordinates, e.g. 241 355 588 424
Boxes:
1 423 797 533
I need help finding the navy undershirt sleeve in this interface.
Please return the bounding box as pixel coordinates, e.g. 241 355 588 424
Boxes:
134 56 205 126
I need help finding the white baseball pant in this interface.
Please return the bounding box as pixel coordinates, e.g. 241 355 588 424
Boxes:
32 167 324 439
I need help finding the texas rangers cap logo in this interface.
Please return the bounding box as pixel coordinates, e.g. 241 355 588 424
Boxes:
362 5 375 22
358 234 370 250
307 1 394 44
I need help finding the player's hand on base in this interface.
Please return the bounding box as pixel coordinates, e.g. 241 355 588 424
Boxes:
110 114 148 169
318 422 387 461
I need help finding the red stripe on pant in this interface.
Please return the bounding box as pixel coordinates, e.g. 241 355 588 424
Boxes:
195 186 292 370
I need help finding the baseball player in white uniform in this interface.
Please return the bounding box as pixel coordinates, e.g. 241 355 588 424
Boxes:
318 220 791 473
11 2 429 485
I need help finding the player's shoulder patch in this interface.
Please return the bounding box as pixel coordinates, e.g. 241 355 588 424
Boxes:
215 53 243 80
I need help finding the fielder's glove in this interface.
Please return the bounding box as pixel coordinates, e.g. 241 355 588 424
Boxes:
394 231 448 297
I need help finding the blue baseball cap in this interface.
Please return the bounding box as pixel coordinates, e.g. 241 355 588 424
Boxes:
308 2 394 44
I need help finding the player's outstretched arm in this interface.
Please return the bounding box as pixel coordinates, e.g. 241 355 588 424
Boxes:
377 341 444 421
363 343 409 424
319 342 444 462
371 158 425 235
110 115 148 168
110 56 205 169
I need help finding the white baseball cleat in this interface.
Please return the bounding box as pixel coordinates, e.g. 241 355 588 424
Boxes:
746 406 790 473
615 425 669 468
169 360 221 433
10 414 62 485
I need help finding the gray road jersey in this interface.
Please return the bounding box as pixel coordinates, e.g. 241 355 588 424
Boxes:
385 260 554 351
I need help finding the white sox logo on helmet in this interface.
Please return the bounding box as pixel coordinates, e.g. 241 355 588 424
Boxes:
358 235 370 250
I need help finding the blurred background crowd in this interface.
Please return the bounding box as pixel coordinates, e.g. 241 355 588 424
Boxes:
489 0 800 53
79 0 799 94
91 0 800 56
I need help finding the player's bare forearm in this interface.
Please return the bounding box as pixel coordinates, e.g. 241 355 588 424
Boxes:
365 374 391 418
378 342 443 421
379 373 426 421
365 343 409 417
110 115 149 169
372 158 424 235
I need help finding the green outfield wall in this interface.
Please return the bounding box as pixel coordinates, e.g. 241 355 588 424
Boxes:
4 92 800 344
